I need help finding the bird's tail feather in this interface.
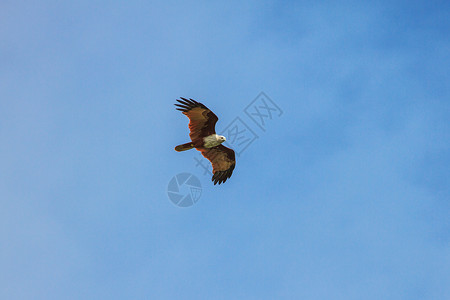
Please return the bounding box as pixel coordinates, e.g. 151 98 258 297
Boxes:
174 142 194 152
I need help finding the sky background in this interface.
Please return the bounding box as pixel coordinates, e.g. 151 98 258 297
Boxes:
1 0 449 299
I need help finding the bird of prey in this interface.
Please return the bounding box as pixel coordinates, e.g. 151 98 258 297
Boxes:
174 98 236 185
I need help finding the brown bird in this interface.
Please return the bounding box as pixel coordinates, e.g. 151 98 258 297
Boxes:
174 98 236 185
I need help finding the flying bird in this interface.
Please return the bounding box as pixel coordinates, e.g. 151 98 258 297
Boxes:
174 98 236 185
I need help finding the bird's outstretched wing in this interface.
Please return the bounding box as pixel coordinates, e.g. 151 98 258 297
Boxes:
199 145 236 185
175 98 218 144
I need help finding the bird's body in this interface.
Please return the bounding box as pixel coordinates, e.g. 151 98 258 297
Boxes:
174 98 236 185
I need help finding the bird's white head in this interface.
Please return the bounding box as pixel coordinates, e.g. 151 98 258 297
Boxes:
218 135 226 143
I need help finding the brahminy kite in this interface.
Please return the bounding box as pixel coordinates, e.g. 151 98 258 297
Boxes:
174 98 236 185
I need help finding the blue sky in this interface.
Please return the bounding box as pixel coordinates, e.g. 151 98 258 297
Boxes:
1 0 449 299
